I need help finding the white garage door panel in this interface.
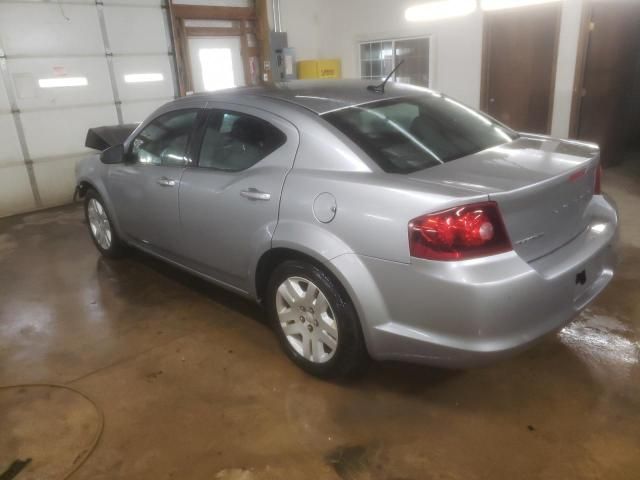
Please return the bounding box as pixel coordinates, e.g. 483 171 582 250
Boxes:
121 99 171 124
113 56 174 101
0 114 23 167
34 156 85 208
0 3 103 57
0 165 36 217
173 1 252 6
104 7 168 54
0 72 11 112
9 57 113 110
22 106 118 159
0 1 177 217
102 0 164 5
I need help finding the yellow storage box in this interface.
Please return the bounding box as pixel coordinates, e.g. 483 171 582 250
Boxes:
297 59 342 80
297 60 319 79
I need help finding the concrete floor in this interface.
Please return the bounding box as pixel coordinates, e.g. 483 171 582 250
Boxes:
1 165 639 480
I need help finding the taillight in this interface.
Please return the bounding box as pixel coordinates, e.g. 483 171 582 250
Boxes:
594 164 602 194
409 201 512 261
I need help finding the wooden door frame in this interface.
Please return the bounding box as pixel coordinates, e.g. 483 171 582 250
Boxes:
480 3 562 134
568 2 595 138
168 2 269 96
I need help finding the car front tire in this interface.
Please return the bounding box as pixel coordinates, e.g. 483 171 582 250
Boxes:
266 259 368 379
84 189 126 258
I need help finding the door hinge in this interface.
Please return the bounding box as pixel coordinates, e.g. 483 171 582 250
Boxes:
589 21 595 32
581 88 587 97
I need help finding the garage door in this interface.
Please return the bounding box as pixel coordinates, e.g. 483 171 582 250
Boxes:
0 0 178 217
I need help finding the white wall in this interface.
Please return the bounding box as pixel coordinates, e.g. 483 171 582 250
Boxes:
278 0 483 107
551 0 584 137
278 0 318 61
0 0 176 218
322 0 484 108
281 0 583 130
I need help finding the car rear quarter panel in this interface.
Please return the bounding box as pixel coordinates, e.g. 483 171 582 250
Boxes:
275 167 489 265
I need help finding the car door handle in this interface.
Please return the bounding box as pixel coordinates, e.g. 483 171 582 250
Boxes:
240 188 271 201
157 177 177 187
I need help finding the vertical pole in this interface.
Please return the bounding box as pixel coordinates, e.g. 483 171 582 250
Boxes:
0 42 42 207
162 0 180 99
95 0 123 124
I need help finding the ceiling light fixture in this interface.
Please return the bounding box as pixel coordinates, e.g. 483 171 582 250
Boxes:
38 77 88 88
405 0 477 22
124 73 164 83
481 0 562 11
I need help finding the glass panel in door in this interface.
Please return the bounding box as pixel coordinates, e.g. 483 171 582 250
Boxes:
394 38 430 87
187 36 246 93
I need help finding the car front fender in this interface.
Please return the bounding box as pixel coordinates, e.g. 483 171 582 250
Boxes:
75 156 126 239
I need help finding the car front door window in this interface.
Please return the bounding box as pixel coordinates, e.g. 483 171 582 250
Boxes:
109 108 201 254
130 109 200 167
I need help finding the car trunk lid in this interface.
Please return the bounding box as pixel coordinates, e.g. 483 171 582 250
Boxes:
407 135 600 262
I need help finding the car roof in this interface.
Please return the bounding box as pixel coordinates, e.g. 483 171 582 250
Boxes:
173 80 436 115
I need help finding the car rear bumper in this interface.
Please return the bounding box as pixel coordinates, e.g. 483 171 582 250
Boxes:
329 195 619 367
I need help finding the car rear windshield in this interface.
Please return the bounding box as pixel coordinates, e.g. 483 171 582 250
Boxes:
323 94 518 174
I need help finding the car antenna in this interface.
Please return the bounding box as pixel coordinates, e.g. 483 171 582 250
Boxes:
367 60 404 94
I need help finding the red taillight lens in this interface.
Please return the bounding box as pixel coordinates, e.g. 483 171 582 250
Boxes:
409 201 512 261
594 164 602 194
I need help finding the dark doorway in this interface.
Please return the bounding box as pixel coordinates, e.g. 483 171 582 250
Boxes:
571 0 640 166
481 2 561 134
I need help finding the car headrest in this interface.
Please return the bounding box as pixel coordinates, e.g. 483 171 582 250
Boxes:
230 116 265 146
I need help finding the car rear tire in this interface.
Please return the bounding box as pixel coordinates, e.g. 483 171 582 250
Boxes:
84 189 126 258
266 259 368 379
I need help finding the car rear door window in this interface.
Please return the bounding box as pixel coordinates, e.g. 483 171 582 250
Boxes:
130 109 199 167
323 95 518 174
196 110 286 171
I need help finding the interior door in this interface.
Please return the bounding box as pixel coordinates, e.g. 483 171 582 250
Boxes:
188 36 246 93
573 0 640 165
178 105 299 292
107 108 201 255
481 2 561 133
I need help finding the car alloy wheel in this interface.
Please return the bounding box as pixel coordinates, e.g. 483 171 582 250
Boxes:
87 198 112 251
275 276 339 364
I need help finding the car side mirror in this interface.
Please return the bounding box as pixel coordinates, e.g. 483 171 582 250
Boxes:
100 144 125 164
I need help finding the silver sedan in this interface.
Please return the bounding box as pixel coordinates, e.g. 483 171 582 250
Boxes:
76 80 618 378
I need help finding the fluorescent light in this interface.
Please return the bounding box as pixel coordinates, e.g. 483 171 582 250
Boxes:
38 77 88 88
481 0 562 11
405 0 476 22
124 73 164 84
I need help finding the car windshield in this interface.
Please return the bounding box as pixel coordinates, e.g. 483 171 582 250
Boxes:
323 94 518 174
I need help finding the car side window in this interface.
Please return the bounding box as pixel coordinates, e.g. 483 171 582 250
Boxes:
130 109 199 167
197 110 286 171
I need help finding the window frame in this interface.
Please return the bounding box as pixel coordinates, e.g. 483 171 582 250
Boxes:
358 35 433 88
126 108 204 168
189 107 288 172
